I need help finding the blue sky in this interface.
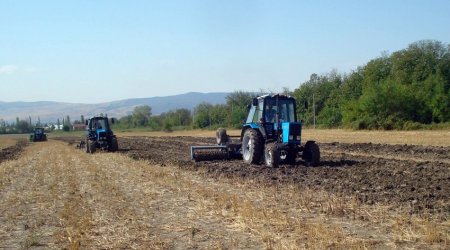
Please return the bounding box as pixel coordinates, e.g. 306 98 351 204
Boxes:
1 0 449 103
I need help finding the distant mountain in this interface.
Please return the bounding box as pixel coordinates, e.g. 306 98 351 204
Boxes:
0 92 229 123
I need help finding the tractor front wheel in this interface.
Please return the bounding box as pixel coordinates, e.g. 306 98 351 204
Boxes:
302 141 320 166
242 129 263 164
284 149 298 165
264 143 279 168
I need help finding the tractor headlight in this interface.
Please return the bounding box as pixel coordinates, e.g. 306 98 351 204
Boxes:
289 135 299 141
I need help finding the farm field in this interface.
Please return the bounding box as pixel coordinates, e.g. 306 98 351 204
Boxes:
0 130 449 249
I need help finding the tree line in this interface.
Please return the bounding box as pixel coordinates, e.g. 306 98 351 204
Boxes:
114 91 256 131
293 40 450 130
0 115 84 134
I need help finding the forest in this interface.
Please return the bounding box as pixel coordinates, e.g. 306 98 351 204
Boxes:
294 40 450 130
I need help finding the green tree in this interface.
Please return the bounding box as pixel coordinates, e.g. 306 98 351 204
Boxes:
16 119 31 133
132 105 152 127
225 91 255 127
193 103 213 128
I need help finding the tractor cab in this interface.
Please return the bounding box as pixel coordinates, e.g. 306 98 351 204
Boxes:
244 94 301 145
88 117 110 133
246 95 297 124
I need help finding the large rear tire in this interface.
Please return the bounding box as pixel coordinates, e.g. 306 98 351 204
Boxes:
109 137 119 152
264 143 279 168
87 140 96 154
302 141 320 166
242 129 263 164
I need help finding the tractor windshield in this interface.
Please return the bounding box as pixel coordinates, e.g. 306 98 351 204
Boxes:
264 98 296 123
91 118 109 131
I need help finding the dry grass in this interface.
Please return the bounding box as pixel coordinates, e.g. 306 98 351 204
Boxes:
117 128 450 146
0 136 21 149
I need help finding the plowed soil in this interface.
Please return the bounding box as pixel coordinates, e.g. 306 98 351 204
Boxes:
0 139 28 164
116 136 450 215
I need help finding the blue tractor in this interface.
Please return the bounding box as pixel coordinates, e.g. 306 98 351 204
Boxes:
191 94 320 167
30 127 48 142
84 116 118 153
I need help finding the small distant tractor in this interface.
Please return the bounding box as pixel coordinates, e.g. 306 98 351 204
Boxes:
84 116 118 153
191 94 320 167
30 127 48 142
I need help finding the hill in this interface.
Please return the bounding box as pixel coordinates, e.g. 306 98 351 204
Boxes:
0 92 228 123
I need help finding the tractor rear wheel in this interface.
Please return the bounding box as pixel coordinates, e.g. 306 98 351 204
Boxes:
242 129 263 164
264 143 279 168
302 141 320 166
109 138 119 152
87 140 96 154
216 128 229 145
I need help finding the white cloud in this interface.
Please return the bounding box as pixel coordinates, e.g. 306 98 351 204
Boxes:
0 65 19 75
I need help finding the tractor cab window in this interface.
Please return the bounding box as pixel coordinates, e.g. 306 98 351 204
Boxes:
253 100 263 123
263 98 296 123
245 100 264 124
91 119 108 130
97 119 107 130
264 99 277 123
278 100 296 122
35 129 43 134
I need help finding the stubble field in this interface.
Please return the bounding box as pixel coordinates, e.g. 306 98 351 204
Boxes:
0 130 449 249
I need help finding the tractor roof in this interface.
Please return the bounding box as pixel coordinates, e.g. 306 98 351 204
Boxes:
256 93 294 100
89 116 108 120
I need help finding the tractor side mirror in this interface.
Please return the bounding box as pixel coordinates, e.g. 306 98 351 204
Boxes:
85 120 88 126
111 118 115 124
252 98 258 106
304 101 309 109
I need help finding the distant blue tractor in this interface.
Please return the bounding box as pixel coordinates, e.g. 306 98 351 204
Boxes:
30 127 47 142
84 116 118 153
191 94 320 167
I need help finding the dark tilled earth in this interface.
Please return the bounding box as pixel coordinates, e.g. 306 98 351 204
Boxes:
0 139 28 164
53 136 450 214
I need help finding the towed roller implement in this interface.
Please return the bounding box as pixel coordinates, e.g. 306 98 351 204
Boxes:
191 129 241 161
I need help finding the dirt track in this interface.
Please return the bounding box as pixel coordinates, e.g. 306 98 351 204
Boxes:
116 136 450 215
